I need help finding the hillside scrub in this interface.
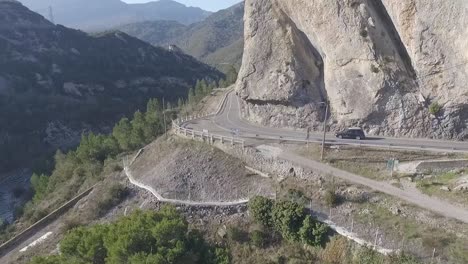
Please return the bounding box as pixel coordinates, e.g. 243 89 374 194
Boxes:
30 207 229 264
248 196 329 246
22 76 217 224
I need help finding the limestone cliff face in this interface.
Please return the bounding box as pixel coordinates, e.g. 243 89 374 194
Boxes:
237 0 468 139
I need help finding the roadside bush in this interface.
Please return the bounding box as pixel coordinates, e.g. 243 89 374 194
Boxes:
299 215 329 247
271 200 306 241
354 246 383 264
248 196 274 228
32 207 227 264
324 190 338 208
429 102 442 115
249 196 331 246
250 230 266 248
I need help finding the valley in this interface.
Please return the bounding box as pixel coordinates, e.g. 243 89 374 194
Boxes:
0 0 467 263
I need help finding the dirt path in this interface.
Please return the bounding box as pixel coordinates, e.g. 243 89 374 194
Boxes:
279 150 468 224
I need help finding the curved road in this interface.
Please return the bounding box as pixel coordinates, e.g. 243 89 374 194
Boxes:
184 91 468 224
188 92 468 153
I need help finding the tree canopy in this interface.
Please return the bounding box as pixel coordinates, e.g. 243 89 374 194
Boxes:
30 208 229 264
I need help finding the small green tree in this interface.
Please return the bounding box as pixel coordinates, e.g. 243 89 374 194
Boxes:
271 200 306 241
113 118 132 151
298 215 329 246
130 111 147 147
324 190 338 208
248 196 274 228
30 173 49 202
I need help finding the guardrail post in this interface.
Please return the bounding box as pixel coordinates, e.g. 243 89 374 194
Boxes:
242 140 245 149
184 129 187 137
221 136 224 144
192 131 195 139
231 137 234 146
210 135 213 145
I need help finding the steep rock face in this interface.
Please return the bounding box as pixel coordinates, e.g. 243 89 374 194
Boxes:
237 0 468 139
381 0 468 138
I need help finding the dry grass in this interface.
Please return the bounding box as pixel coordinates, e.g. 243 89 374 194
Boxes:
296 144 458 181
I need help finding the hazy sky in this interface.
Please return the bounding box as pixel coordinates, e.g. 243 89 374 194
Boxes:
122 0 242 12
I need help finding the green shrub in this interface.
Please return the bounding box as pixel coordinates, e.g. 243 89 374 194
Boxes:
324 190 338 208
32 207 225 264
299 215 329 247
248 196 274 228
429 102 442 115
271 200 306 242
250 230 266 248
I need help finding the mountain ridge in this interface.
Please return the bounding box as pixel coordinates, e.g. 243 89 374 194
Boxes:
119 2 245 69
0 0 222 173
18 0 211 31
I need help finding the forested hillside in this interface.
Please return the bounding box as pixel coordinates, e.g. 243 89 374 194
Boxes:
119 2 244 69
0 1 223 174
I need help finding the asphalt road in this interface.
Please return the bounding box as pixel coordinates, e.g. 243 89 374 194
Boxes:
187 91 468 153
183 91 468 223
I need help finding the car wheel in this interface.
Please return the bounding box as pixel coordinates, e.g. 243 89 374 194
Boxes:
356 136 361 140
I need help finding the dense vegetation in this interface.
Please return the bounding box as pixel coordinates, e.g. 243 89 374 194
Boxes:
30 208 229 264
0 1 223 174
10 75 231 227
248 196 329 247
246 196 421 264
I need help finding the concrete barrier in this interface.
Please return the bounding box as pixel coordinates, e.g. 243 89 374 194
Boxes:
0 186 94 257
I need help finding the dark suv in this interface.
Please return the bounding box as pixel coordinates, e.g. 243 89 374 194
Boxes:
335 127 366 140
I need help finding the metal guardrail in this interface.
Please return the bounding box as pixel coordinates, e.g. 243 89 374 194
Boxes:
172 89 245 148
172 121 245 148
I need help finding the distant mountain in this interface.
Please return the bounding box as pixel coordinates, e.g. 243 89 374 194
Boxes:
119 2 245 69
0 1 222 173
18 0 211 31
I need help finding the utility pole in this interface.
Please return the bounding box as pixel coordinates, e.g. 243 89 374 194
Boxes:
321 101 329 161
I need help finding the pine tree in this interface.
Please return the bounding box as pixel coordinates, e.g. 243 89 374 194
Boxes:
113 118 132 151
130 111 147 147
201 79 209 95
188 88 195 105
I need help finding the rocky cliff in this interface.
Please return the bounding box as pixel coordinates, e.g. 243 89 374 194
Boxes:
236 0 468 139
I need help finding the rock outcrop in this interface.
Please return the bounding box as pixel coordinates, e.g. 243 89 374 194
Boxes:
237 0 468 139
